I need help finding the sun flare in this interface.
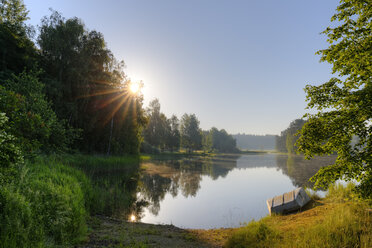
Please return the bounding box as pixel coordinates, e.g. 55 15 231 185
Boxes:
130 214 136 222
129 81 141 94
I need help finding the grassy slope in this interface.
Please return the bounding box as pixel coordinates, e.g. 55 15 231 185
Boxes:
194 185 372 248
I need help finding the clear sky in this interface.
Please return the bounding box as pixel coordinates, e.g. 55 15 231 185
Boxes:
24 0 340 135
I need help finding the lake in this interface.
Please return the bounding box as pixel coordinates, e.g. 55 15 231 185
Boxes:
137 153 335 229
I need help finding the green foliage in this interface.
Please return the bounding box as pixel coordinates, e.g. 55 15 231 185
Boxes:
0 0 28 25
166 115 181 151
0 71 76 155
297 0 372 197
180 113 202 152
206 127 238 153
0 186 35 248
298 203 371 248
0 160 91 247
49 154 143 217
276 119 305 154
143 99 180 152
20 162 88 244
38 11 146 155
225 221 277 248
0 112 22 169
225 184 371 248
325 182 357 203
0 0 36 81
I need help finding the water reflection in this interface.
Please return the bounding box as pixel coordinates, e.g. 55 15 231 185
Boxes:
137 154 336 228
139 155 239 215
275 155 336 188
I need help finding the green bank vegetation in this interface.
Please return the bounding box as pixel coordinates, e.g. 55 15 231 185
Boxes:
0 153 143 247
224 183 371 248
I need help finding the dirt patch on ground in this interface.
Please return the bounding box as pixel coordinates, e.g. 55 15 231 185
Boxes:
77 215 213 248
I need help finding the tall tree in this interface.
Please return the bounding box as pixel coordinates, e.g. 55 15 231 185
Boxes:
276 119 306 154
0 71 74 155
207 127 238 153
143 98 167 149
38 11 145 154
166 115 180 152
180 114 202 152
0 0 36 81
0 0 28 25
297 0 372 197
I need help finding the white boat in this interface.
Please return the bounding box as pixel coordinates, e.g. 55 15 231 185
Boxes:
266 187 311 215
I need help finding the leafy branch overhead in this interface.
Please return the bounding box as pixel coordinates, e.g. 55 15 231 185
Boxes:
297 0 371 197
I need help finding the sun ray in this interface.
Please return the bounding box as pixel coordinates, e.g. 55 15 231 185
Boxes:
77 88 124 99
98 91 127 110
102 92 132 126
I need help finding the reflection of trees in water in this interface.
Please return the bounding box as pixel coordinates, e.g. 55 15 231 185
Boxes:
275 155 336 188
138 155 239 215
71 163 145 220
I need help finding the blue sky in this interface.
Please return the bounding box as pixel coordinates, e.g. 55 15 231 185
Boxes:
24 0 340 135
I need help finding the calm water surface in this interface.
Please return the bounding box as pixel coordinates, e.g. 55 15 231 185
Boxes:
137 154 335 229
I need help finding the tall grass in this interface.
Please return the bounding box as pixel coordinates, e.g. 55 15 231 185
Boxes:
225 183 372 248
1 154 143 247
38 154 143 217
225 220 278 248
293 202 371 248
0 160 90 248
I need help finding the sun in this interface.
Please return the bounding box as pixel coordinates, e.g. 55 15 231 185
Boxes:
129 81 141 94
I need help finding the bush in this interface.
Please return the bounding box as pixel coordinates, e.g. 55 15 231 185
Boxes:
0 112 23 184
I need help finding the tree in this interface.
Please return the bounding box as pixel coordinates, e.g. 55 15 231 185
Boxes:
0 71 75 155
0 0 28 25
275 119 305 154
143 99 167 149
207 127 238 153
180 114 202 152
166 115 180 152
297 0 371 197
38 11 145 154
0 0 36 81
202 130 212 152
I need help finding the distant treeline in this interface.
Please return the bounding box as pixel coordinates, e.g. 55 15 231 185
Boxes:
142 99 238 154
275 119 306 154
233 134 276 151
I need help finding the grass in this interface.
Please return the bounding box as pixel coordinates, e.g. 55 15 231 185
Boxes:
221 183 372 248
0 159 91 248
42 154 143 217
1 153 144 248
